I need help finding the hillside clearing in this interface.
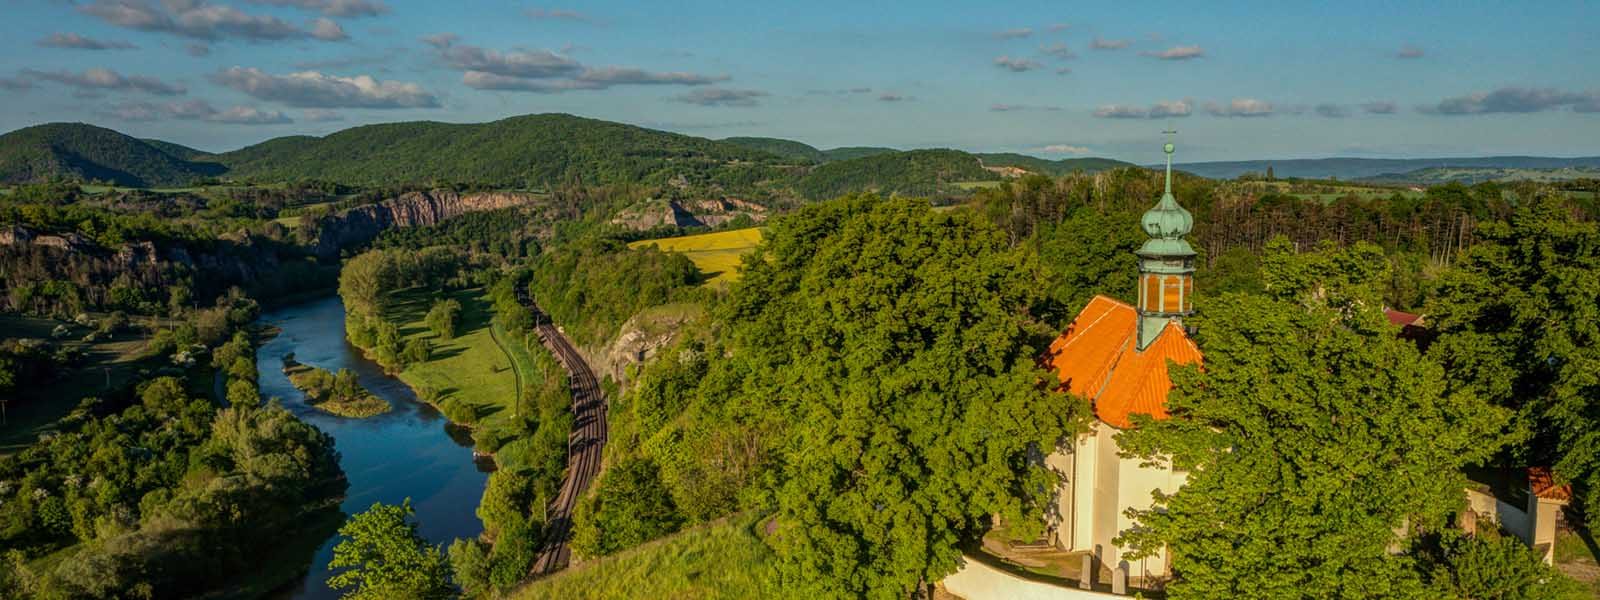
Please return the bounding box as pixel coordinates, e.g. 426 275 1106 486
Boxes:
512 514 786 600
385 288 519 430
627 227 763 286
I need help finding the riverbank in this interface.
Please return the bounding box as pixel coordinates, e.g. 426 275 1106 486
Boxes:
254 295 488 600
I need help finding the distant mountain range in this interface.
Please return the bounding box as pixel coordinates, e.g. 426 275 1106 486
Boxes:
0 116 1132 194
6 116 1588 192
1171 156 1600 181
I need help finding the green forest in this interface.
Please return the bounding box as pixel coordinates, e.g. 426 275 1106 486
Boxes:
2 115 1599 599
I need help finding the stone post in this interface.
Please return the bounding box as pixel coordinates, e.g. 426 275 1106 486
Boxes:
1112 563 1128 595
1079 554 1094 589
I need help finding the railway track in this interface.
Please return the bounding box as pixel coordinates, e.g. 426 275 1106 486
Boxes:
523 291 608 576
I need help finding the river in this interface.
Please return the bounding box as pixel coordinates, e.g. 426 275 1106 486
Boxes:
255 296 489 600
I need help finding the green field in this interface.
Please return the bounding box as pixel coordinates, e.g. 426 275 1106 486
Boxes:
386 288 519 430
627 227 764 286
512 514 786 600
954 180 1003 190
0 313 158 455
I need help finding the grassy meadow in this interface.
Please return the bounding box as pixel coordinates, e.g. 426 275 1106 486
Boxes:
0 313 159 455
627 227 764 286
512 514 786 600
385 287 519 430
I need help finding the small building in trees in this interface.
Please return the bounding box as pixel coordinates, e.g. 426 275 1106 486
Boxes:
1040 138 1198 582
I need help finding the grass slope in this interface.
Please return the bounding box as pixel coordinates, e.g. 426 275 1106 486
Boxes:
0 123 224 186
512 514 786 600
217 113 783 187
386 287 519 430
627 227 764 285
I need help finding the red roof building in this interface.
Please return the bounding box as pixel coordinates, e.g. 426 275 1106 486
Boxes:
1043 296 1202 428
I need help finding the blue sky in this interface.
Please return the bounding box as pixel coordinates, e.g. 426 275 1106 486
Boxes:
2 0 1597 161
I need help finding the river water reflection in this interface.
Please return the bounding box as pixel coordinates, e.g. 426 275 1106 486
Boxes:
256 296 488 600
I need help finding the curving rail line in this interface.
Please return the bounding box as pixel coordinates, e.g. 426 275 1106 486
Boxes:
524 290 608 576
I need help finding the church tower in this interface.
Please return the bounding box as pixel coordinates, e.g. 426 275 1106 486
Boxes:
1135 132 1195 350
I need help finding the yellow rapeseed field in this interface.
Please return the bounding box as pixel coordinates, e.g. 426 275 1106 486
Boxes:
628 227 764 286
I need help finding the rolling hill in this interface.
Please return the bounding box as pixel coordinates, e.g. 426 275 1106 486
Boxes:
1172 156 1600 180
215 114 786 188
976 153 1135 176
796 149 996 199
1360 166 1600 185
720 137 825 163
0 123 225 187
821 146 899 161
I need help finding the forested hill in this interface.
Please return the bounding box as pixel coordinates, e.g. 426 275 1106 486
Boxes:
1173 155 1600 180
719 136 826 163
2 116 1133 193
0 123 225 187
215 114 786 188
795 149 995 199
976 153 1135 176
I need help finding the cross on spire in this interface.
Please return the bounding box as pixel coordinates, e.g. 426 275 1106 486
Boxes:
1162 128 1177 195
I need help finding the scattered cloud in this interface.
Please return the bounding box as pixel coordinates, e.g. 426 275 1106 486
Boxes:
309 18 348 41
81 0 343 42
877 92 910 102
1093 104 1147 119
805 87 872 96
246 0 388 18
420 32 459 48
431 37 726 93
1420 86 1600 115
1040 42 1076 60
1039 144 1090 154
527 8 592 22
1046 23 1069 33
302 108 344 121
0 77 33 92
1362 100 1398 114
210 66 440 108
1094 99 1193 119
22 67 186 96
990 103 1061 112
1314 103 1350 118
993 56 1041 72
104 99 291 123
994 28 1032 40
1055 67 1071 76
186 43 211 56
1206 98 1273 117
1090 37 1129 50
1142 45 1204 60
1395 44 1424 59
37 33 137 50
577 67 726 86
670 87 768 107
1149 99 1193 118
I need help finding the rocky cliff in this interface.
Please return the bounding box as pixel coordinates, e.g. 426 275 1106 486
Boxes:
313 190 540 259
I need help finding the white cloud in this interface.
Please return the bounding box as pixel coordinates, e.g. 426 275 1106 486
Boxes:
1090 37 1130 50
23 67 185 96
1142 45 1204 60
37 33 137 50
1206 98 1274 117
670 87 768 107
1040 144 1090 154
211 66 440 108
993 56 1041 72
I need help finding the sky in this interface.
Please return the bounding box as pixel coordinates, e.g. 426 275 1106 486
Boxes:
2 0 1598 162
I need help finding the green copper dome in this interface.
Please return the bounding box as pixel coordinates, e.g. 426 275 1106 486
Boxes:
1137 137 1195 258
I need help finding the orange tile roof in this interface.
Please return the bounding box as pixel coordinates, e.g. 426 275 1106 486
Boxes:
1528 467 1573 501
1043 295 1203 429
